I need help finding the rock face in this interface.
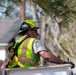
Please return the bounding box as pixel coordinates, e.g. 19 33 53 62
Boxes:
39 19 76 67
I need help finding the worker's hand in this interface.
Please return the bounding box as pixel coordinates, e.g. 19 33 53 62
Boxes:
64 61 75 68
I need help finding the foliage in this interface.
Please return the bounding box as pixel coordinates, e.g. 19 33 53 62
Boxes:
0 0 20 17
0 0 76 22
32 0 76 26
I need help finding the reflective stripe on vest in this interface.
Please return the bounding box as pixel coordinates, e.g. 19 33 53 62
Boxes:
18 57 36 65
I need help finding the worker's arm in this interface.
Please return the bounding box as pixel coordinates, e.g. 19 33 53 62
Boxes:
0 68 2 75
38 50 75 68
0 59 8 75
1 59 8 69
33 39 75 68
38 50 64 64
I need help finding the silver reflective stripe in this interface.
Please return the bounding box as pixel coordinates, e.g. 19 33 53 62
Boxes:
20 38 36 65
22 38 30 56
18 58 36 65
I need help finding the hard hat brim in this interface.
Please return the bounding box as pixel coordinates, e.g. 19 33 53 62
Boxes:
31 27 39 29
18 30 24 34
18 27 39 34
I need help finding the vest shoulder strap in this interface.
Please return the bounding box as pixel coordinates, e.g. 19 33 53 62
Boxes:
9 36 29 59
14 36 29 56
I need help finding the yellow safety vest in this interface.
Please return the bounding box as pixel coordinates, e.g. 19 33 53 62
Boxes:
8 36 40 68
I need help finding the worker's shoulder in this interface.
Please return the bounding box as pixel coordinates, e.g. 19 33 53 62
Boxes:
33 39 41 43
33 39 45 46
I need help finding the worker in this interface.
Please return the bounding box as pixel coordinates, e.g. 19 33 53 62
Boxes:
0 20 75 72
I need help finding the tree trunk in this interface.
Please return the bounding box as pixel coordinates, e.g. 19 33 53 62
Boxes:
21 0 26 21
